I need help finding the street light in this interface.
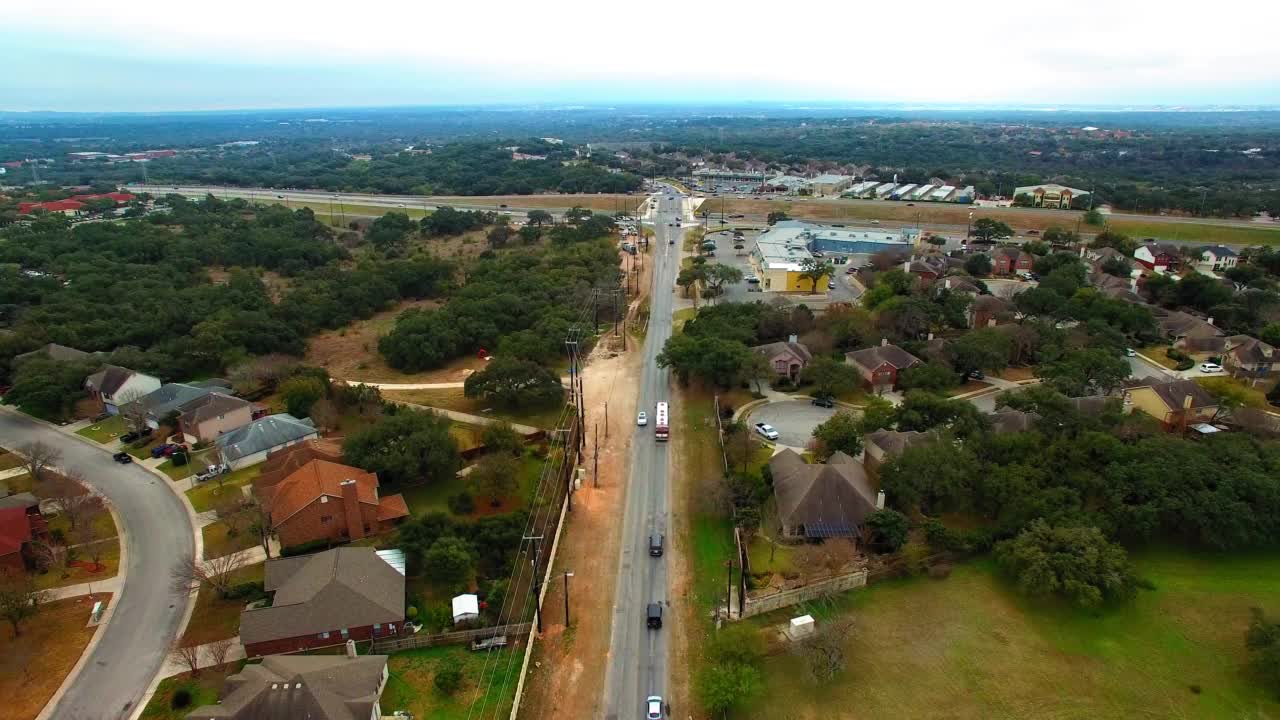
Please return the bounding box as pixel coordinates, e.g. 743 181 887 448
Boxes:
563 571 574 626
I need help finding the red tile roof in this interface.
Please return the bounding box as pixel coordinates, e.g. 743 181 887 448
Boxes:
0 506 32 557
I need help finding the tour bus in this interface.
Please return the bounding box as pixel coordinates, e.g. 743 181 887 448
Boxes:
655 402 669 441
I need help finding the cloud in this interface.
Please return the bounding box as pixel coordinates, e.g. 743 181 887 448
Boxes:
2 0 1278 110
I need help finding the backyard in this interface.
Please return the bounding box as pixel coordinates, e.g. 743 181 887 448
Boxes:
379 645 519 720
745 551 1280 720
398 449 544 518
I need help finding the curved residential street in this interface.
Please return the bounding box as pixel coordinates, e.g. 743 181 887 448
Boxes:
0 411 194 720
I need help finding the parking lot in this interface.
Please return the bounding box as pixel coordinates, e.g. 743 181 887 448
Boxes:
747 399 843 448
701 230 863 305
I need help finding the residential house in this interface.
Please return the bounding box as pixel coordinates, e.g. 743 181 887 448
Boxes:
0 491 39 514
846 340 923 393
1125 378 1218 430
987 409 1041 434
0 506 33 572
257 460 409 548
83 365 161 416
12 343 95 366
177 392 254 445
254 439 346 496
991 247 1034 276
969 295 1013 329
769 449 880 541
1195 245 1238 273
935 276 981 296
1013 184 1089 209
217 414 319 471
1133 243 1182 272
239 547 405 657
1090 272 1142 303
188 650 390 720
904 256 949 281
122 382 221 430
1085 246 1131 274
1222 336 1280 378
751 337 812 379
862 429 934 475
1152 308 1223 342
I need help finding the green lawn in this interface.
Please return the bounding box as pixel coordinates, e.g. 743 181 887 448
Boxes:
186 465 261 513
75 415 126 444
140 664 243 720
1139 345 1183 370
398 451 543 518
181 563 265 646
381 388 572 431
379 645 519 720
201 520 260 560
745 551 1280 720
679 386 737 614
0 451 22 471
159 447 215 482
1109 218 1280 247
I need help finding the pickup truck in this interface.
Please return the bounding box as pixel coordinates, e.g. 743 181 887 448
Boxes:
754 422 779 441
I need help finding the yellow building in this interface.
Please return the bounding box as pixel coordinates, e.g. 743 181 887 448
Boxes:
750 231 830 293
1124 379 1218 431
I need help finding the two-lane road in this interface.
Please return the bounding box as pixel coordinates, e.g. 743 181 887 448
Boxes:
601 190 684 718
0 412 194 720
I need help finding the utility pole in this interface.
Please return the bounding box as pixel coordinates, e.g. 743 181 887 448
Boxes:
563 571 574 625
524 534 544 633
605 401 609 438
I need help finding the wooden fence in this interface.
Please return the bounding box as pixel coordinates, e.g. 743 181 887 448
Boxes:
370 622 533 654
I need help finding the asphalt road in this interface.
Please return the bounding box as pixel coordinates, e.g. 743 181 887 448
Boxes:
747 400 836 448
0 412 194 720
601 189 681 718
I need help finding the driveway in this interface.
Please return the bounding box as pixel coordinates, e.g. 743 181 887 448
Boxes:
0 411 194 720
746 399 842 448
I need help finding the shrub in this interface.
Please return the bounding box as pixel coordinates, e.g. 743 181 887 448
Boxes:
434 665 464 695
223 581 266 601
447 491 475 515
171 687 194 709
406 605 418 619
281 538 334 557
996 521 1137 607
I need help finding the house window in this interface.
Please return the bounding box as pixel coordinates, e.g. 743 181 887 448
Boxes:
373 623 381 634
321 515 333 524
774 359 786 373
340 628 349 639
319 631 330 639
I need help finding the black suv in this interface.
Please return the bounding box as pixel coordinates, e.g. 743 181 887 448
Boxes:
649 534 664 557
647 603 662 629
811 396 834 408
112 452 133 464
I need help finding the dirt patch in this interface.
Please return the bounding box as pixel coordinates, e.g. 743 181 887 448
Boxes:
305 299 482 383
0 592 111 720
408 229 493 262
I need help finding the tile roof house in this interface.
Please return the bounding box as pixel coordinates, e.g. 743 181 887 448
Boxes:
240 547 405 657
863 429 935 475
177 392 254 445
1124 379 1219 430
257 460 409 549
84 365 161 416
254 440 347 496
969 294 1014 329
751 338 812 379
216 414 319 471
188 651 390 720
769 449 880 540
936 276 981 295
0 506 33 572
846 340 923 393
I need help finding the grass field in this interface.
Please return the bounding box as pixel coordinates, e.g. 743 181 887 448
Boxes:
140 665 240 720
398 451 543 518
383 387 571 430
746 551 1280 720
186 466 261 514
75 415 126 444
201 520 259 560
678 385 737 615
379 645 519 719
0 594 108 720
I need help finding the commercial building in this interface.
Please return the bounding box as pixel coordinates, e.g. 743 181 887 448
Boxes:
889 184 917 200
929 185 957 202
909 184 936 200
1013 183 1090 209
750 227 826 293
751 221 921 292
809 174 854 196
873 182 897 198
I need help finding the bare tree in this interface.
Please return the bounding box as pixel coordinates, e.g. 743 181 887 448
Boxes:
308 397 340 433
206 636 235 669
228 354 296 395
169 638 203 677
78 503 108 568
17 441 60 484
245 500 275 560
214 494 249 541
116 389 152 434
171 551 246 599
793 618 855 683
0 570 47 638
48 469 99 531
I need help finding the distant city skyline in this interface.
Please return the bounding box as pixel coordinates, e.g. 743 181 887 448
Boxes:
3 0 1279 112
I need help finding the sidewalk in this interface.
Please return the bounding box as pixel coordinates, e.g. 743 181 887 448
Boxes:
393 401 540 435
45 575 122 601
157 636 247 678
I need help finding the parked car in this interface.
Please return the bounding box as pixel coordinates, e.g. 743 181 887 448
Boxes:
112 452 133 464
827 280 836 290
845 266 858 274
1199 362 1224 373
968 369 986 380
1027 229 1040 235
647 603 663 629
646 696 665 720
744 274 759 283
754 423 779 441
149 444 171 458
120 430 140 443
1125 348 1137 357
637 411 648 426
649 534 664 557
811 396 834 408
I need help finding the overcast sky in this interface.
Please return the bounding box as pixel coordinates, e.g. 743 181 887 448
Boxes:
3 0 1279 112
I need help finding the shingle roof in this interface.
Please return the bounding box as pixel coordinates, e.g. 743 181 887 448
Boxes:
178 392 251 427
129 383 216 420
85 365 136 396
216 414 317 464
1227 336 1277 365
864 429 934 457
255 440 346 495
769 449 876 538
0 492 39 512
1136 379 1218 412
188 653 388 720
987 409 1041 434
846 343 922 372
751 341 813 364
14 343 94 365
1200 244 1237 258
240 547 404 646
1152 309 1223 340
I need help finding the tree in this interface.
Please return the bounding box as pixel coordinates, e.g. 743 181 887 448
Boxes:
1037 348 1129 396
308 396 340 432
518 225 542 245
880 440 979 514
367 211 415 252
169 639 203 677
697 661 762 716
794 617 856 683
5 357 95 421
801 357 859 399
343 410 461 486
206 636 235 669
526 209 553 226
1091 230 1135 254
950 327 1012 375
244 500 275 560
864 509 909 553
17 442 60 485
471 453 518 507
480 420 523 456
1083 209 1104 226
0 570 45 638
995 520 1136 607
972 218 1014 242
170 552 246 599
117 387 153 433
463 357 565 408
486 224 513 249
702 263 744 301
799 257 833 293
898 362 959 392
964 253 992 278
564 206 593 224
1100 256 1133 278
1042 226 1081 246
766 211 790 225
811 411 863 460
743 351 772 395
279 375 328 418
1246 608 1280 697
423 536 473 586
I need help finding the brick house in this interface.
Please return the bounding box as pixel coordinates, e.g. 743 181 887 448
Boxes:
177 392 254 445
969 295 1013 329
991 247 1034 275
1133 243 1181 272
189 650 389 720
257 459 409 548
254 439 346 496
846 340 923 393
750 338 812 380
240 547 405 657
0 506 33 572
84 365 162 416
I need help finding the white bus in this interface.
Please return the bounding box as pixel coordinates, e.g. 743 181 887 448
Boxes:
655 402 669 441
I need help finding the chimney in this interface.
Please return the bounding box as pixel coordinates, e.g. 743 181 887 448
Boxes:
987 318 997 328
1207 317 1214 326
1183 393 1194 410
340 479 365 540
345 639 357 659
944 278 952 290
788 334 798 344
880 338 888 347
875 491 886 510
1078 245 1085 258
902 260 911 273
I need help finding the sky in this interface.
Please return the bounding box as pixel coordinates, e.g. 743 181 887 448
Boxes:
3 0 1280 112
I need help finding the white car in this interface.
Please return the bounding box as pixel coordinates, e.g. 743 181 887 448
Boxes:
754 422 779 441
637 411 648 426
646 696 664 720
1199 362 1224 373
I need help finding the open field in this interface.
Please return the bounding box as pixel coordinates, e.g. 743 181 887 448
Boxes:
382 387 570 430
0 593 110 720
398 450 543 518
305 299 450 382
379 645 519 719
426 193 644 214
746 551 1280 720
710 197 1280 246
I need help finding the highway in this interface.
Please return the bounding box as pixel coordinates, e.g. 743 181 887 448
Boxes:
600 190 683 718
0 411 194 720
